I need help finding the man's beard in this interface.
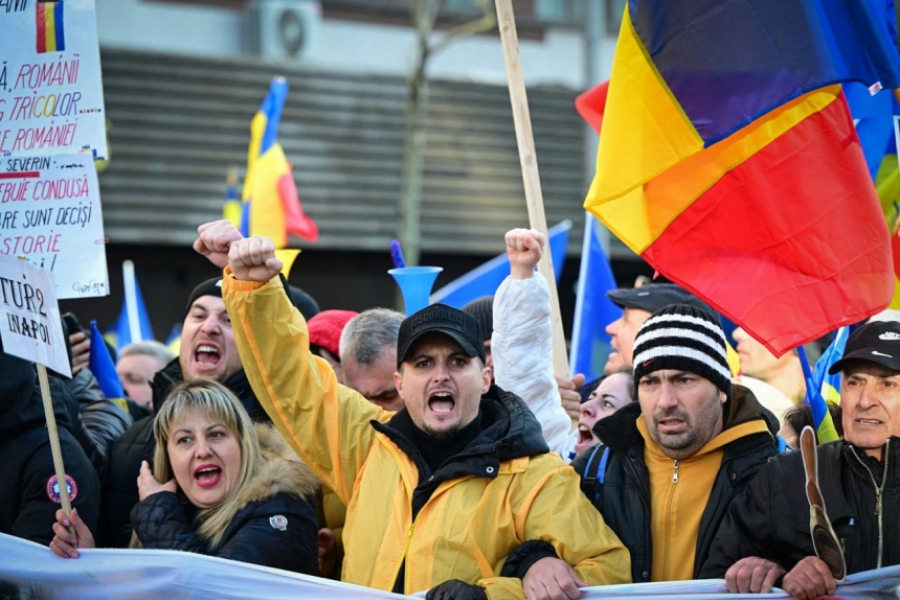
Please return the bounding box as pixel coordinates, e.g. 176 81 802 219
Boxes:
652 408 695 450
649 389 723 459
423 422 462 443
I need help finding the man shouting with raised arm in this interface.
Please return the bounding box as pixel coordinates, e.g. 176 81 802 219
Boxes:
194 221 629 600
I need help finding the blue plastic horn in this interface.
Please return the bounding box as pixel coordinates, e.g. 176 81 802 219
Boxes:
389 266 443 316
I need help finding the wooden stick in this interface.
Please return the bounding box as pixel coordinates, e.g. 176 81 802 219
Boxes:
494 0 570 377
37 363 75 533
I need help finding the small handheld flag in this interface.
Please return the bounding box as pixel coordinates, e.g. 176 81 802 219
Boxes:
569 215 621 381
797 345 840 444
390 239 406 269
88 320 125 399
105 261 154 352
242 78 319 246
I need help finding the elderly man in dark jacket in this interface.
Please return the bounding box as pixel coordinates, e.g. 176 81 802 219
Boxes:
0 352 100 544
700 320 900 599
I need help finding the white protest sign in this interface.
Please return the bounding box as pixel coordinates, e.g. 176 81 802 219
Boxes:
0 0 107 159
0 254 70 376
0 152 108 298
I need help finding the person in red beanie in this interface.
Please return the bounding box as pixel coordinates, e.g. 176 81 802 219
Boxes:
308 310 358 384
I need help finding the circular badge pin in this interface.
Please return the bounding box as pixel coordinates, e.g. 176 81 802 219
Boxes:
46 474 78 503
269 515 288 531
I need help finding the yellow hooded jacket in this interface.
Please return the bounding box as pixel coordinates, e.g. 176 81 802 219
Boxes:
222 274 630 599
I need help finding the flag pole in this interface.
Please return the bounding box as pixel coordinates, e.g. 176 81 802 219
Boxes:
494 0 570 377
123 260 141 344
37 363 75 531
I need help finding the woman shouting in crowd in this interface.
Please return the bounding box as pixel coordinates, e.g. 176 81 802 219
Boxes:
50 379 319 575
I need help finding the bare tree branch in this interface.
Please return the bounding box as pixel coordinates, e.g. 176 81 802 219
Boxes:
428 0 496 57
398 0 497 269
411 0 444 37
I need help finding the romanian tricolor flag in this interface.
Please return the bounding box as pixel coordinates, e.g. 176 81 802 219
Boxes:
815 327 849 407
585 0 900 357
797 328 848 444
240 77 318 247
36 0 65 54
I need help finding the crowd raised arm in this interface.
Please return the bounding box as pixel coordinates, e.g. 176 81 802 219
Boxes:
1 220 897 600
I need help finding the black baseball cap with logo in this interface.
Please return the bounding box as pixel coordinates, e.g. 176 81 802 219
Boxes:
828 321 900 375
396 304 486 367
607 283 713 315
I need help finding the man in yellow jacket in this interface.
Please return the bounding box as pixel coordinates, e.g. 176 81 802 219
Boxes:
194 221 629 600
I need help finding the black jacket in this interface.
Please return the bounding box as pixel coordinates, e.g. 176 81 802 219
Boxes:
100 358 268 547
130 424 319 574
0 354 100 545
700 438 900 578
63 368 133 482
373 384 551 593
571 385 777 583
375 384 551 518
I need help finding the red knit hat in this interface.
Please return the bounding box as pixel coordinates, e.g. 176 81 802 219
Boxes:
308 310 358 357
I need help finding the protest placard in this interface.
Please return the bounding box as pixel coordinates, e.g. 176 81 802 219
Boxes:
0 0 107 160
0 152 108 298
0 253 69 376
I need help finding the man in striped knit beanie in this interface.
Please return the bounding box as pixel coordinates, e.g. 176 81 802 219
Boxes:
570 303 779 584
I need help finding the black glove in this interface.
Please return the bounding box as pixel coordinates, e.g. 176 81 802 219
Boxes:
425 579 489 600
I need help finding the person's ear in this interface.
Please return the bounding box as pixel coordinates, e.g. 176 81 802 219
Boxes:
481 366 491 393
394 370 404 395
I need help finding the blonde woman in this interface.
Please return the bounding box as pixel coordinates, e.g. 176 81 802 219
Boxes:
50 379 319 575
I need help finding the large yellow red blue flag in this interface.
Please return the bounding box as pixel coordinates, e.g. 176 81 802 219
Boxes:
238 77 318 247
585 0 900 357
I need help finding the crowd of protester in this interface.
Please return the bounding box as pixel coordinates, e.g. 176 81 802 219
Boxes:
1 220 897 600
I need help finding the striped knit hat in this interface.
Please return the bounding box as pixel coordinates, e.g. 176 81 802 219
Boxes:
632 304 731 394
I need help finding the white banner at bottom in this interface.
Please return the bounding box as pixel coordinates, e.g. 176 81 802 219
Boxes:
0 533 408 600
1 533 898 599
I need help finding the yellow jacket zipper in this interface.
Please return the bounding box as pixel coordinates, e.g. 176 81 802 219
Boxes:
661 459 680 580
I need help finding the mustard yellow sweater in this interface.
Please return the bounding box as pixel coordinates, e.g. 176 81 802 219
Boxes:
637 417 769 581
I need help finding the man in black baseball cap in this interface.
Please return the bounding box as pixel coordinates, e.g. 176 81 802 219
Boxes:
827 320 900 375
199 224 631 599
701 319 900 598
397 304 486 367
604 282 713 375
392 304 488 442
825 320 900 463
